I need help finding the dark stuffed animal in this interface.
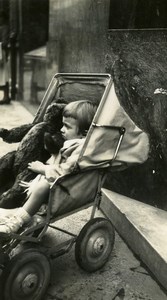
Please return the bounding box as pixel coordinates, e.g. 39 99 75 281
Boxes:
0 102 65 208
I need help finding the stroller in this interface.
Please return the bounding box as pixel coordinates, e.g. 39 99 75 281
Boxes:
0 73 149 300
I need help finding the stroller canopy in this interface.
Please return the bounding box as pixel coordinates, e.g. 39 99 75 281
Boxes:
34 73 149 171
77 82 149 170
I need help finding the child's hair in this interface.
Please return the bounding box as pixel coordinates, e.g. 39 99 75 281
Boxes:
63 100 97 136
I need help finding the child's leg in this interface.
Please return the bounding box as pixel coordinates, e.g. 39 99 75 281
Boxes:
0 177 50 234
23 177 50 216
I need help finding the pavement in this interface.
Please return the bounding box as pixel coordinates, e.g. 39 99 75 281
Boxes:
0 100 167 300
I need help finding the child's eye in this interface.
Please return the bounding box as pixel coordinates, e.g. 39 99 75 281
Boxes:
65 124 71 129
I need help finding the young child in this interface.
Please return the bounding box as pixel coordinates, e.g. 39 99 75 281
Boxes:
0 100 97 234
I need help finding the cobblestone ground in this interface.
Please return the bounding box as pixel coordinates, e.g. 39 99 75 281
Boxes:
0 101 167 300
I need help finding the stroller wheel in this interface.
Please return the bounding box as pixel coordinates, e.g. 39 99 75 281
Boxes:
75 217 115 272
1 248 51 300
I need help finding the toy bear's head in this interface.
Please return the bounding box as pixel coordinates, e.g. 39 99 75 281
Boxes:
43 102 66 132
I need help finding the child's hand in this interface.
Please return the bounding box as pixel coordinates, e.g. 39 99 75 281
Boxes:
28 161 46 174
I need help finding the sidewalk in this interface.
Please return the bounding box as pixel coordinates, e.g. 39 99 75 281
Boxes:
0 100 167 300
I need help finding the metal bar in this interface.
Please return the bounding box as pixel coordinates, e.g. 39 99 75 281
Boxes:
48 224 77 237
49 237 76 259
90 172 104 219
112 130 125 161
92 122 125 132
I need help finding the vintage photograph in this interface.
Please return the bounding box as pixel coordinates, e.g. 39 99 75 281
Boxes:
0 1 167 299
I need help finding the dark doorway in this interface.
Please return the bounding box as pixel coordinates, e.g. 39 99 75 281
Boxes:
21 0 49 53
109 0 167 29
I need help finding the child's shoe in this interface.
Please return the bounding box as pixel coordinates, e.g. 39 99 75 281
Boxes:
0 208 30 235
0 215 24 234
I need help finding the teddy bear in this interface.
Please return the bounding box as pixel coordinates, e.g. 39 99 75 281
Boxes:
0 102 65 208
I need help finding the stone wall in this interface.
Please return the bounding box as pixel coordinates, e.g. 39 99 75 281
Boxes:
105 30 167 209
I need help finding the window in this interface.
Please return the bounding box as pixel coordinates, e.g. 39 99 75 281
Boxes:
109 0 167 29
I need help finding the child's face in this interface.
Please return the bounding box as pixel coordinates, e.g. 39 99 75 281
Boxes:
61 117 82 140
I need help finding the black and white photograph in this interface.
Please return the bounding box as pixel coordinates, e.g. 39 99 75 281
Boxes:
0 1 167 299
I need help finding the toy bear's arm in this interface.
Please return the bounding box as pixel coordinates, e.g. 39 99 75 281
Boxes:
0 123 34 143
0 101 66 144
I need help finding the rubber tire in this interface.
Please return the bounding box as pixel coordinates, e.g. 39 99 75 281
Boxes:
75 217 115 272
1 248 51 300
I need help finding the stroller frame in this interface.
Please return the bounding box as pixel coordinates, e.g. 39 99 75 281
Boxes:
0 73 126 300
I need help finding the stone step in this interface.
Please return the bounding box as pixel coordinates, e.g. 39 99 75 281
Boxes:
101 188 167 291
